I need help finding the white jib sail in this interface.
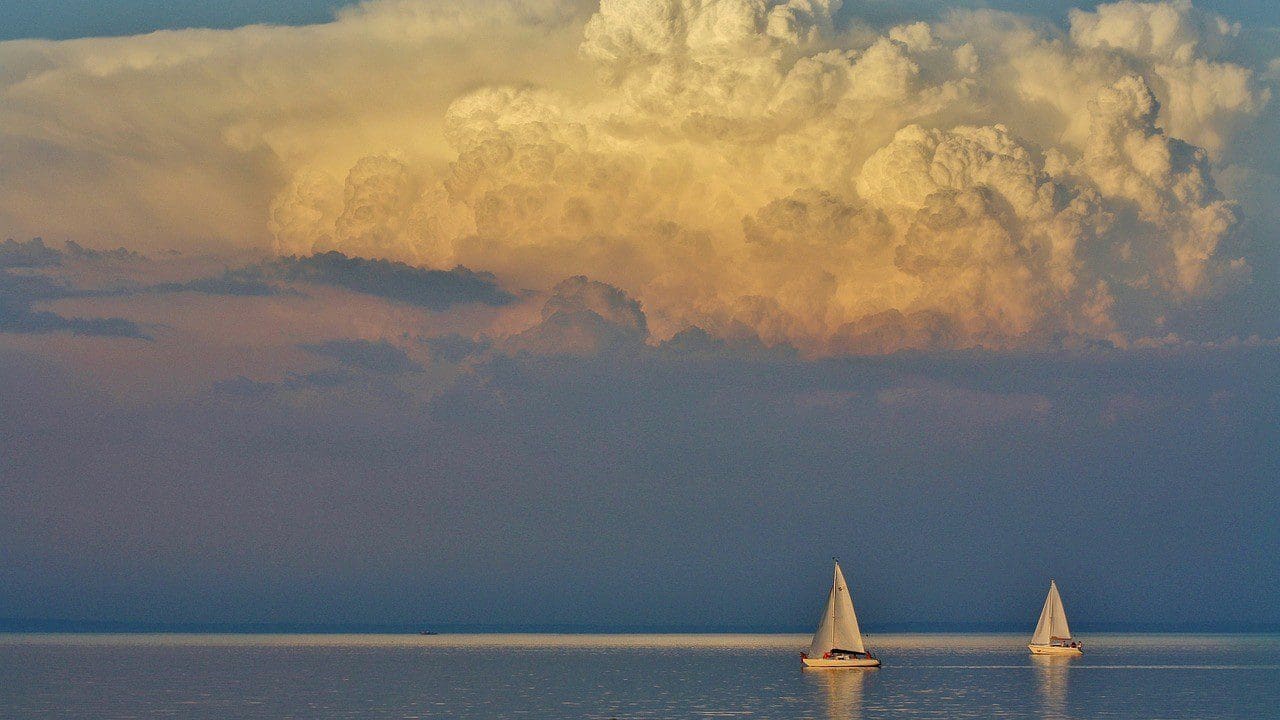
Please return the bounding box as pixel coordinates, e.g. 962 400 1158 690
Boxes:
808 562 866 656
1030 580 1072 645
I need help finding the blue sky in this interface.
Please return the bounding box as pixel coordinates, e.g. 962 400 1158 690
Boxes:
1 0 1278 631
4 1 1278 40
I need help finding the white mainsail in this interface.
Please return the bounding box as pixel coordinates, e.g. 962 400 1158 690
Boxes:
1030 580 1073 645
808 561 866 656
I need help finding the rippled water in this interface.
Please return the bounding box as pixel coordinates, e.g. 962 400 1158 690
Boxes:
2 633 1276 719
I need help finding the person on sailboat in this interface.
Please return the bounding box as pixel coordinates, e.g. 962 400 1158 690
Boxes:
811 648 874 661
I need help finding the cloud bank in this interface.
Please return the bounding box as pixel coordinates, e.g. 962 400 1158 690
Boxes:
301 338 426 374
1 0 1277 353
0 239 149 338
235 251 516 309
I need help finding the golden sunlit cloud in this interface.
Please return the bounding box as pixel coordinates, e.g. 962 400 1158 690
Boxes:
1 0 1275 353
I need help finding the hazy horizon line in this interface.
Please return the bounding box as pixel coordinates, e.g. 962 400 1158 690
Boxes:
4 620 1277 635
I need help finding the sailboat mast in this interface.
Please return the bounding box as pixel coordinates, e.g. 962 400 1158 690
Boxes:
1048 580 1053 635
831 559 838 649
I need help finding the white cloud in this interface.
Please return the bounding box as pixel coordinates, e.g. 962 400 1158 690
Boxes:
1 0 1276 353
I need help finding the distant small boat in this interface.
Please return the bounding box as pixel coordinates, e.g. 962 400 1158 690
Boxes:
419 631 439 636
1028 580 1082 655
801 559 881 668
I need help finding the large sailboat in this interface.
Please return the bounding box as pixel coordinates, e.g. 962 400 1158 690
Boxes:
1028 580 1083 655
801 560 880 668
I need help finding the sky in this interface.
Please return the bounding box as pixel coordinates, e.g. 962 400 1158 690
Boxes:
0 0 1278 632
5 1 1280 39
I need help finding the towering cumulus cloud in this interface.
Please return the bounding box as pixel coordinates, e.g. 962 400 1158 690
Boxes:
1 0 1275 353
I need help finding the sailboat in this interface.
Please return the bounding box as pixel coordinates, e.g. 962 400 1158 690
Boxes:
800 560 880 668
1028 579 1083 655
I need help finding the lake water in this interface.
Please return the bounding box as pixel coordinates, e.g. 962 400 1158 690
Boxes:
1 633 1276 719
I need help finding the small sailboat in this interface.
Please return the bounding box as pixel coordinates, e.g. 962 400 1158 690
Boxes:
801 560 880 668
1028 579 1083 655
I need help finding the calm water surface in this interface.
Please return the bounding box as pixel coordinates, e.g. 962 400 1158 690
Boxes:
2 633 1277 719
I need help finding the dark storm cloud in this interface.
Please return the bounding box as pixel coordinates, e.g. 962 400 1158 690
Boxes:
5 311 146 338
0 270 147 338
0 238 61 268
131 251 510 302
502 276 796 361
507 276 648 356
1 328 1278 630
0 239 148 337
300 339 424 374
62 240 144 263
423 333 490 363
148 274 286 297
232 251 515 310
0 237 144 268
660 326 798 360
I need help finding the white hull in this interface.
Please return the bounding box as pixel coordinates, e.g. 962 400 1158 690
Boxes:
1028 644 1082 656
802 657 881 668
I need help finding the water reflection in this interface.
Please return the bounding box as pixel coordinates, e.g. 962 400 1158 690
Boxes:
1032 654 1074 720
803 669 868 720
